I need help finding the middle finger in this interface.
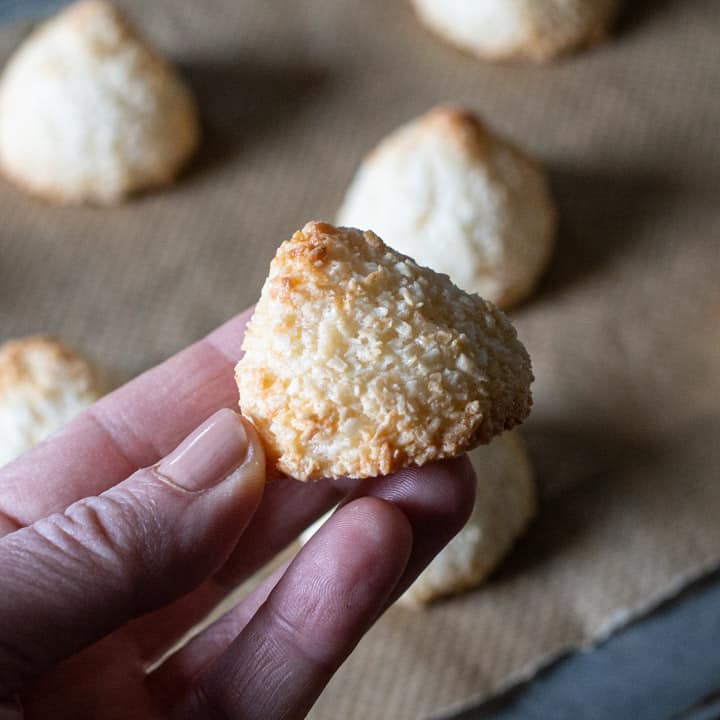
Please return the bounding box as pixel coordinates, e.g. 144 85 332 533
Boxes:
149 457 476 701
129 475 344 662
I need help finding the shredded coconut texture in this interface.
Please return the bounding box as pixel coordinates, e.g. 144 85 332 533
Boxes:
0 337 102 467
236 222 533 481
337 106 556 309
0 0 199 205
411 0 621 63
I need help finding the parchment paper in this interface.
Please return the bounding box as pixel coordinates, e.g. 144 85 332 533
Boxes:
1 1 719 718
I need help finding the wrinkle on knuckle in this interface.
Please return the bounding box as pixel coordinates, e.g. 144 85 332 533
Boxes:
27 493 146 611
262 596 336 676
110 481 167 573
0 496 147 693
212 628 303 720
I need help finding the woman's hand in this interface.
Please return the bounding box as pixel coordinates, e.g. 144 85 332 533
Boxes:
0 307 475 719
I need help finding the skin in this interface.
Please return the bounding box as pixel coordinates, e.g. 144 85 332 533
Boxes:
0 307 476 719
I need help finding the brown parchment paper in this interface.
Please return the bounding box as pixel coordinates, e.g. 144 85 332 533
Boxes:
1 1 720 718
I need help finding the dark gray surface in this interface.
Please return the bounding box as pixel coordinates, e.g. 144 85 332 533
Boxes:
454 570 720 720
1 2 719 719
0 0 62 22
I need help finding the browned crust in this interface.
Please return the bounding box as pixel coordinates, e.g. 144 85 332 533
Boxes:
521 1 621 63
411 0 621 64
0 141 198 207
237 221 534 481
354 106 558 309
0 336 99 394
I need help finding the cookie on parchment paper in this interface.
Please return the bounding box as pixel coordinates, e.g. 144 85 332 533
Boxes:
338 106 556 309
411 0 621 63
300 432 535 605
0 336 102 467
400 432 535 606
0 0 199 205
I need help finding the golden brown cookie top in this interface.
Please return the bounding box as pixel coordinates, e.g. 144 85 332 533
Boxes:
411 0 621 63
0 336 102 466
236 222 533 481
337 106 556 309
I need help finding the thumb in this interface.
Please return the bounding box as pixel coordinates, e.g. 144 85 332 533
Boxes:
0 409 265 698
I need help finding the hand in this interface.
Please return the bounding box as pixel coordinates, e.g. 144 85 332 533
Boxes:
0 308 475 720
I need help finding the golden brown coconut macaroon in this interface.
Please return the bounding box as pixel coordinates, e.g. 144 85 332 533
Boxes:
411 0 621 63
0 0 200 205
0 336 102 467
337 106 557 309
235 221 533 481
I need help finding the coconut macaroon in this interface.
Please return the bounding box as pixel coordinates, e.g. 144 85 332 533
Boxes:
0 337 102 467
399 432 535 605
411 0 621 63
0 0 200 205
337 107 556 309
236 221 533 481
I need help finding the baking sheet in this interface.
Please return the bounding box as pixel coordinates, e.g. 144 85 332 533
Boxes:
1 1 719 717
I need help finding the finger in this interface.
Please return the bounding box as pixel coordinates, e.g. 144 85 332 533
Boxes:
171 497 413 720
131 476 342 662
152 457 475 706
0 410 265 698
0 307 254 535
213 476 344 586
151 563 290 708
341 455 476 603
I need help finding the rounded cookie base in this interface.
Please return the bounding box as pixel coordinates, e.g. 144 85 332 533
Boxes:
236 221 533 481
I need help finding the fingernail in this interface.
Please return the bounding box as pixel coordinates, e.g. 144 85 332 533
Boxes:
156 410 248 492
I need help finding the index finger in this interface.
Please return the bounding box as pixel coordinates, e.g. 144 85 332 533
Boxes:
0 307 254 535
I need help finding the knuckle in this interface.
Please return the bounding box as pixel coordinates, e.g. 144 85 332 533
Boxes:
26 490 154 611
0 492 153 694
263 597 336 677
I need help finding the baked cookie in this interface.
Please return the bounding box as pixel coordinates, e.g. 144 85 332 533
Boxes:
0 0 200 205
337 106 556 309
0 337 102 467
411 0 621 63
235 221 533 481
400 432 535 605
